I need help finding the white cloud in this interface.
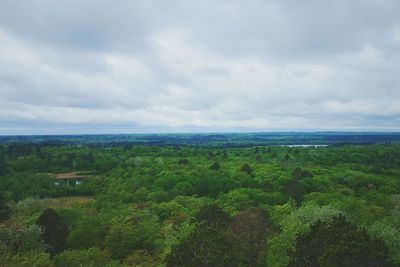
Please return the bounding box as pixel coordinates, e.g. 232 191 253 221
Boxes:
0 0 400 134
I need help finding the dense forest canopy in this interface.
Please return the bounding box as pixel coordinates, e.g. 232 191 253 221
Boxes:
1 135 400 266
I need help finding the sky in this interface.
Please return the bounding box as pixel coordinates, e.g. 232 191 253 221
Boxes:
0 0 400 134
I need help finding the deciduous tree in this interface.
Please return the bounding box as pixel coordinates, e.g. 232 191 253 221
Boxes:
289 215 395 267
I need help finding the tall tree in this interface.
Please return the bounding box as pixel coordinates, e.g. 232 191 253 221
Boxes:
283 179 303 205
289 215 395 267
284 153 290 169
166 224 237 267
230 207 270 267
0 153 6 176
0 194 11 222
36 208 69 255
194 204 231 229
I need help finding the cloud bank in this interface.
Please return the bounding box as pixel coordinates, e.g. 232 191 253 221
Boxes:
1 0 400 134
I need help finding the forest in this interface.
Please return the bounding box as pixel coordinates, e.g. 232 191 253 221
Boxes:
2 132 400 146
1 139 400 266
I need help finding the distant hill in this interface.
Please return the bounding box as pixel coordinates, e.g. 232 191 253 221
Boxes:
1 132 400 146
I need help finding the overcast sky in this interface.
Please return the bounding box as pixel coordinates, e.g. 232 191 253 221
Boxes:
1 0 400 134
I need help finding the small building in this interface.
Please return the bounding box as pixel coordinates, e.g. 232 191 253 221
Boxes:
47 171 92 185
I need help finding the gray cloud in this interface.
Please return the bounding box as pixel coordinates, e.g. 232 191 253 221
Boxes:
0 0 400 134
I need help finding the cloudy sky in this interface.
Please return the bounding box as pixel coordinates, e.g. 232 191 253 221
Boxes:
1 0 400 134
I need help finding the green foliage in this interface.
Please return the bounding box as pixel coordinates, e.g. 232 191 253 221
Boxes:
194 204 231 229
0 224 46 254
53 247 110 267
0 194 11 222
230 207 269 267
0 251 53 267
104 222 137 260
178 158 189 165
165 223 237 267
368 220 400 264
104 212 162 260
0 153 7 176
125 250 160 266
1 143 400 266
292 167 313 180
283 179 303 205
219 188 284 214
37 208 69 255
12 197 50 219
240 164 253 174
67 216 107 250
266 204 342 267
289 215 395 267
209 162 220 171
161 222 196 260
147 190 169 203
57 208 83 230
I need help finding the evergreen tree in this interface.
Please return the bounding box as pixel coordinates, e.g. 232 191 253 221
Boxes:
0 153 6 176
0 194 11 222
36 208 69 255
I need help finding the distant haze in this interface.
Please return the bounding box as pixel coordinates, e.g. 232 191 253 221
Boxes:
1 0 400 134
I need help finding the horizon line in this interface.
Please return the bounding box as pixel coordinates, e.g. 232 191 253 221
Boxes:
1 130 400 137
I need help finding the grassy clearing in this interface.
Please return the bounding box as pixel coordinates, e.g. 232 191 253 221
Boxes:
47 196 94 209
